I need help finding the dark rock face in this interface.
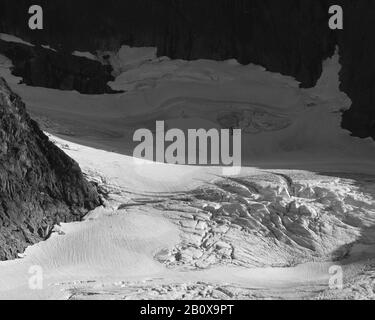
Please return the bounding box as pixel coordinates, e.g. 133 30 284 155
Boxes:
337 0 375 139
0 0 373 138
0 0 336 88
0 40 117 94
0 78 101 260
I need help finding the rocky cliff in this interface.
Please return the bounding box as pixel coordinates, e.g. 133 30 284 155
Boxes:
0 0 337 87
0 40 117 94
337 0 375 139
0 0 373 137
0 78 101 260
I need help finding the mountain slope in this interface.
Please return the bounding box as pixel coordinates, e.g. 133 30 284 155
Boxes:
0 78 100 260
0 0 373 139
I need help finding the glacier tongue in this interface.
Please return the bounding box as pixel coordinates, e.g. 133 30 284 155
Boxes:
0 46 375 299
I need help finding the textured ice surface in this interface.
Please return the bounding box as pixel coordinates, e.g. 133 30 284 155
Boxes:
0 47 375 299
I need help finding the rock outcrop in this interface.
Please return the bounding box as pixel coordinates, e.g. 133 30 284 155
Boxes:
0 0 374 137
0 40 117 94
337 0 375 139
0 78 101 260
0 0 336 88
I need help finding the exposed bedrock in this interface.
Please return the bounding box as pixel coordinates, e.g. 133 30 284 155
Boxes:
0 0 337 88
0 40 117 94
337 0 375 139
0 0 373 138
0 78 101 260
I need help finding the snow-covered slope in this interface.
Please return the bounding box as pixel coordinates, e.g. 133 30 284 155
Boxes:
0 133 373 300
2 44 375 169
0 41 375 300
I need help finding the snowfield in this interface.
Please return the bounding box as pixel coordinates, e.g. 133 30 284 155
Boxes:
1 39 375 299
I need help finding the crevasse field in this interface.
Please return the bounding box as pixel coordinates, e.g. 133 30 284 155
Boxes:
1 35 375 300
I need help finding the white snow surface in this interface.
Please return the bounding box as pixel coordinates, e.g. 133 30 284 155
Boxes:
0 46 375 299
41 45 57 52
0 33 34 46
72 51 98 61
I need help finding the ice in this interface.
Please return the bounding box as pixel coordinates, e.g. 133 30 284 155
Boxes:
72 51 98 61
100 45 158 74
41 45 57 52
0 45 375 299
0 33 34 46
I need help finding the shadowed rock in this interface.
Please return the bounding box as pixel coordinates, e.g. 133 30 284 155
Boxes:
0 40 118 94
0 0 374 138
0 78 101 260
